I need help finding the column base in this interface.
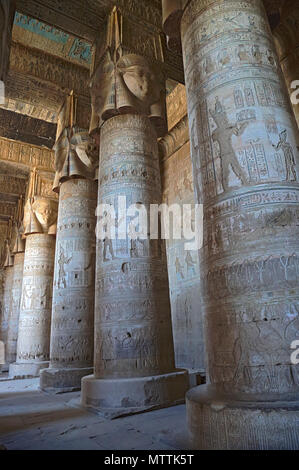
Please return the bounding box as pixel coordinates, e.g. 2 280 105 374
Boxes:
40 367 94 393
186 384 299 450
81 369 189 419
9 361 49 379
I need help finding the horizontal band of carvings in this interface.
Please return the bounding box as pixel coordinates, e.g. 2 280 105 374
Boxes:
0 136 55 171
10 42 91 98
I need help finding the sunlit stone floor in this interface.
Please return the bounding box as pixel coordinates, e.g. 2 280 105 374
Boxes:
0 377 190 450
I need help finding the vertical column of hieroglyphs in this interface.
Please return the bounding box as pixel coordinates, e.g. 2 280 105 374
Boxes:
81 7 188 414
10 171 58 378
273 0 299 127
176 0 299 449
40 92 98 392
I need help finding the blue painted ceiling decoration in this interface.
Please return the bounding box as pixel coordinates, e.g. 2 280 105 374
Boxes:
13 12 92 67
14 12 69 44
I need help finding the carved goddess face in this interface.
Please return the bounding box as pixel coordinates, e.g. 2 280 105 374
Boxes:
118 54 160 105
122 64 154 102
32 198 58 229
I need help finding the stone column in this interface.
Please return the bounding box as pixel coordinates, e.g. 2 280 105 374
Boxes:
0 0 16 89
10 196 58 378
164 0 299 449
273 0 299 127
6 223 25 366
81 8 188 416
40 94 98 391
0 243 14 372
6 251 25 366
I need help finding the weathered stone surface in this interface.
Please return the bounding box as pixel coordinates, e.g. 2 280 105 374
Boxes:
162 140 205 373
160 84 205 373
82 371 189 418
81 113 188 413
180 0 299 449
0 137 55 171
6 252 25 365
41 178 97 392
90 8 167 139
0 266 14 371
0 0 16 83
10 234 56 378
24 196 58 236
187 384 299 450
273 0 299 127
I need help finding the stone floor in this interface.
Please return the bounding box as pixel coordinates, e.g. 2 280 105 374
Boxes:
0 377 190 450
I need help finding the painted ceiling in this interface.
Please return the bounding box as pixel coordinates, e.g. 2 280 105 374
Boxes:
13 12 92 68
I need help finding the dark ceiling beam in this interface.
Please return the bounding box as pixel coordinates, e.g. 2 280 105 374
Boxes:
0 108 57 148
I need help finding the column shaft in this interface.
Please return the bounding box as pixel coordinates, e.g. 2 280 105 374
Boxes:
40 178 97 392
6 252 25 365
0 266 13 371
10 234 55 378
181 0 299 449
81 114 188 414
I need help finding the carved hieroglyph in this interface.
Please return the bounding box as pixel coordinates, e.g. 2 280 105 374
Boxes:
0 137 55 171
6 252 25 365
273 0 299 127
40 178 97 391
180 0 299 449
0 0 16 83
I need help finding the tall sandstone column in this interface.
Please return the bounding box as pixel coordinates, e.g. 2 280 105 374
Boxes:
0 241 14 372
163 0 299 450
6 228 25 366
81 8 188 415
40 93 98 392
10 193 58 378
273 0 299 127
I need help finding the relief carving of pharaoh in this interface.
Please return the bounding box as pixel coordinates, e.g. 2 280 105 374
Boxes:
24 197 58 236
53 127 98 192
90 50 166 137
